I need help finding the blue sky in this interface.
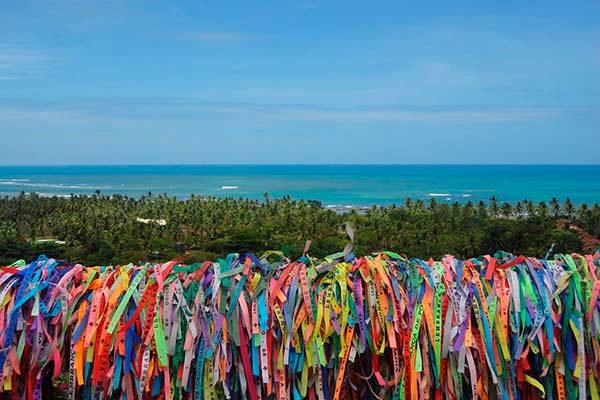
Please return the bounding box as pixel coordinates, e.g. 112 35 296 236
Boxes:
1 1 599 164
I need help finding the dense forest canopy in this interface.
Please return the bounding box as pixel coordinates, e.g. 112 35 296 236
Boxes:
1 192 598 265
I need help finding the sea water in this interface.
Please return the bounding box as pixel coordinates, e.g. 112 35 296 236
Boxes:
1 165 599 207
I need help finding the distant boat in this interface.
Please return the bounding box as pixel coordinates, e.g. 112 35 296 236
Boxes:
221 185 239 190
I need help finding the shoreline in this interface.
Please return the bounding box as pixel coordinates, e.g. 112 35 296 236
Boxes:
2 190 595 208
2 192 596 219
3 164 600 205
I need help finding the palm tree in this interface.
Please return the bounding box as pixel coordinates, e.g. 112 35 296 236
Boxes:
537 201 549 218
482 224 508 254
577 203 589 220
550 197 561 218
489 196 499 218
461 235 480 258
476 201 488 219
500 202 513 219
525 200 536 218
514 201 524 219
428 198 438 213
415 199 425 211
463 201 475 218
563 198 574 218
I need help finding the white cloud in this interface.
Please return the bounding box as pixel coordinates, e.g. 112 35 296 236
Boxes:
0 99 576 125
0 46 55 80
583 1 600 8
178 31 253 45
185 104 563 124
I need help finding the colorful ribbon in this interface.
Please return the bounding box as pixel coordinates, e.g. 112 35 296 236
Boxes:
1 249 600 399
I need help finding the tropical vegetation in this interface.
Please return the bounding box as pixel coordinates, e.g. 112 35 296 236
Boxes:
1 192 598 265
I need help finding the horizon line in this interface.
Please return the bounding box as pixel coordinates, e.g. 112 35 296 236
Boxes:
2 163 600 167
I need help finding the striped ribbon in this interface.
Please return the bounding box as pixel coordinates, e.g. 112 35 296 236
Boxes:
0 250 599 400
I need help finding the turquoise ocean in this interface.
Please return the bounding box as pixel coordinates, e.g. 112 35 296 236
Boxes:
1 165 599 207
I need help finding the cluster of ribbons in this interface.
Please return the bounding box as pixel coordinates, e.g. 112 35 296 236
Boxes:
1 250 600 400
